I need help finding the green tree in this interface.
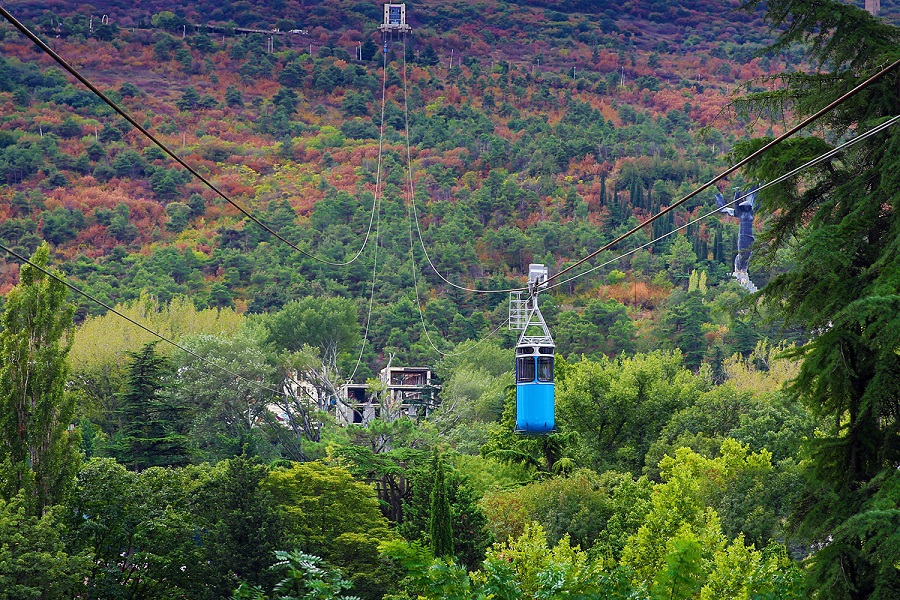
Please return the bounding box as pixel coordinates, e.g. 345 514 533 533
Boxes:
399 455 492 569
112 149 148 178
556 351 703 474
169 333 276 462
418 45 439 66
622 443 805 598
659 290 710 371
273 86 299 112
0 493 89 599
650 537 704 600
151 10 187 31
225 85 245 107
0 217 35 244
66 459 207 598
40 206 80 245
665 235 698 286
196 455 284 597
263 297 362 383
234 551 361 600
119 81 140 97
150 167 182 200
190 32 216 54
378 540 477 600
429 340 510 446
480 469 652 554
331 422 430 523
479 523 612 598
341 91 371 117
738 0 900 596
69 294 245 438
263 296 360 357
0 243 79 516
107 203 140 244
644 391 810 545
360 38 378 62
265 461 397 598
165 201 192 233
555 299 636 359
175 85 201 110
111 343 190 471
383 522 632 599
429 449 454 559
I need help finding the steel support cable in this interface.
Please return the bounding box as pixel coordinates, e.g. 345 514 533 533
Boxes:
344 198 380 382
404 199 509 356
405 177 529 292
542 115 900 293
397 34 509 356
398 43 528 294
404 157 507 357
543 57 900 287
344 41 392 384
0 5 382 267
0 242 283 396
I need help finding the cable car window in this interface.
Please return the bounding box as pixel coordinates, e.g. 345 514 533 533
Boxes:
517 357 535 382
537 357 554 382
517 346 533 356
538 347 554 355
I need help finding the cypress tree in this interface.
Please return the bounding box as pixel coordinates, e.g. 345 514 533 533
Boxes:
0 243 79 516
712 227 722 263
564 188 578 219
428 449 454 559
599 171 607 206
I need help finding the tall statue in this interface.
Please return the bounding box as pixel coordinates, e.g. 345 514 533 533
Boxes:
715 183 761 292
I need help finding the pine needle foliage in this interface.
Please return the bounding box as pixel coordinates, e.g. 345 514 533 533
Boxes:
112 343 190 471
736 0 900 597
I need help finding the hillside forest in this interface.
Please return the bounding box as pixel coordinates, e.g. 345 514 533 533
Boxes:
1 0 899 598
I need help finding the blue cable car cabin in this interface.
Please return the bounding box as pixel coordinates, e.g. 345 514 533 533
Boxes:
515 343 555 434
512 264 555 434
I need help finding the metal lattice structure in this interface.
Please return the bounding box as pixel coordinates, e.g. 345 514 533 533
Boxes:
509 291 528 331
510 264 553 345
516 297 554 347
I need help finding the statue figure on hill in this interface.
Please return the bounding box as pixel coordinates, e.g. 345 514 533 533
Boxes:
715 183 761 292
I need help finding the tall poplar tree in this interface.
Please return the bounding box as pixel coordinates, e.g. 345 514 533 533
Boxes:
0 243 79 516
739 1 900 596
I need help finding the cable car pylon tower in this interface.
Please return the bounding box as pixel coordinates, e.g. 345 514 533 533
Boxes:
510 264 555 434
379 3 411 47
